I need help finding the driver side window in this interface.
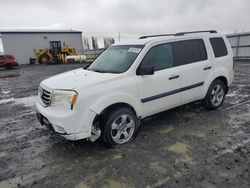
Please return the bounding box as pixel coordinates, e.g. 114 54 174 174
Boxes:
141 43 174 71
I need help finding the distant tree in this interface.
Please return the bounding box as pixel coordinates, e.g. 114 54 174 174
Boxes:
83 37 90 49
110 38 115 45
91 37 98 49
103 37 115 48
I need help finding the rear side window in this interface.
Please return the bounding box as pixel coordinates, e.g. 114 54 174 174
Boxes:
0 56 5 60
6 55 14 60
209 37 228 58
141 43 174 71
174 39 207 66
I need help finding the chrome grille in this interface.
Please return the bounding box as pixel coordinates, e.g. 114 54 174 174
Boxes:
40 87 51 106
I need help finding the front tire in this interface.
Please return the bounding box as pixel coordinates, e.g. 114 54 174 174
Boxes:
102 108 139 147
38 54 50 64
203 79 226 110
5 64 12 69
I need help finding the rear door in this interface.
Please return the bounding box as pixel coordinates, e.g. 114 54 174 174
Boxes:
174 39 211 104
135 43 181 117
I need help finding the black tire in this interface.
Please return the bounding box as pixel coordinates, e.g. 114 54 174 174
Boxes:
38 54 50 64
5 64 12 69
102 108 139 147
29 58 35 64
203 79 226 110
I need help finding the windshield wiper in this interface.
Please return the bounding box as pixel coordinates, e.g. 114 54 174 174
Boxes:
89 69 107 73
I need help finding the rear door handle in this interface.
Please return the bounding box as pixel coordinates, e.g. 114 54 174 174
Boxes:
169 75 180 80
204 66 212 70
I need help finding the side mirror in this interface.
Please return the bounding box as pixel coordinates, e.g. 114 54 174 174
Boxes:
137 64 154 75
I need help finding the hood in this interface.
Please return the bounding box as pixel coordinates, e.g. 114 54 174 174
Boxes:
41 68 119 90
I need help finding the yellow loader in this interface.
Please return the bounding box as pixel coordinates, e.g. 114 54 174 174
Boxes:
32 41 76 64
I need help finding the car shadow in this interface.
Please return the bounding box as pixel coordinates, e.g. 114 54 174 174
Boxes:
45 101 206 158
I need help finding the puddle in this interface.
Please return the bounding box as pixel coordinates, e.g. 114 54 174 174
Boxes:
168 142 189 154
1 90 11 95
112 154 123 160
183 112 195 118
0 168 49 188
0 73 20 78
174 171 183 178
160 126 174 134
0 96 37 107
192 131 205 138
167 142 193 163
0 98 14 105
103 179 129 188
0 181 11 188
75 179 130 188
0 151 7 158
75 182 90 188
226 91 237 97
146 177 170 188
149 161 167 174
15 96 37 107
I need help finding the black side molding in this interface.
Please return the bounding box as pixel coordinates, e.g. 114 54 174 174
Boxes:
141 82 204 103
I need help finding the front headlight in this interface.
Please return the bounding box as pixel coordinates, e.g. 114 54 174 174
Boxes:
51 90 78 109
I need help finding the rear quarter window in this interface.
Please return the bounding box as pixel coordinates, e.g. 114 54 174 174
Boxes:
0 56 5 60
174 39 207 66
209 37 228 58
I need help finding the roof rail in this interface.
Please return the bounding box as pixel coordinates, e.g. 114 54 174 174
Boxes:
139 30 217 39
139 34 175 39
175 30 217 36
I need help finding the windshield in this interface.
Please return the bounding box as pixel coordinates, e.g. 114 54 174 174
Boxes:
88 45 144 73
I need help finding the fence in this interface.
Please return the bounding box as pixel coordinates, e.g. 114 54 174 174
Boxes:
227 32 250 60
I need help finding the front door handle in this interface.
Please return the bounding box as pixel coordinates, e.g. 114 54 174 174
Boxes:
169 75 180 80
204 66 212 70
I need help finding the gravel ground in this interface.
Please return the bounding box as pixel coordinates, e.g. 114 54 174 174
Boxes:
0 62 250 188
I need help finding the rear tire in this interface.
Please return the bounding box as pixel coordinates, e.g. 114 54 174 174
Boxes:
203 79 226 110
102 108 139 147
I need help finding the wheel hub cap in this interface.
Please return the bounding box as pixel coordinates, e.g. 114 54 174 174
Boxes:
111 114 135 144
211 84 224 106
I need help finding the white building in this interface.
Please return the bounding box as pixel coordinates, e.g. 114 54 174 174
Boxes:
0 29 84 64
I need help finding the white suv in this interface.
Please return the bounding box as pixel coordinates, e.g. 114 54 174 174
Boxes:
36 30 234 147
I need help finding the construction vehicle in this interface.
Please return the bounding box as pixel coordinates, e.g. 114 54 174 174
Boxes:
32 41 76 64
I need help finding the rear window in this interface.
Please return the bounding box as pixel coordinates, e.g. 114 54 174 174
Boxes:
5 55 14 60
209 37 228 58
174 39 207 66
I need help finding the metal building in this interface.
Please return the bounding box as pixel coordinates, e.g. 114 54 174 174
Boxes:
227 32 250 60
0 29 84 64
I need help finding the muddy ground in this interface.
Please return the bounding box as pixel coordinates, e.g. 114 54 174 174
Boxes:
0 62 249 188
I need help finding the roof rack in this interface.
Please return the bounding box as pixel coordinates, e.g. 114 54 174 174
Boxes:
175 30 217 36
139 30 217 39
139 33 175 39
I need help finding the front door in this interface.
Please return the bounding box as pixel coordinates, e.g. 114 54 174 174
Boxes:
135 43 181 117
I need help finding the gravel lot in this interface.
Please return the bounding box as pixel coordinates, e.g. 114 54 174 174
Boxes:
0 62 250 188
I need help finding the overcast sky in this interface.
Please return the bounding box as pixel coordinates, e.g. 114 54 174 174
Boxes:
0 0 250 41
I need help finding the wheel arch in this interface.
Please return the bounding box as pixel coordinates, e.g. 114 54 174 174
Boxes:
92 102 139 125
204 67 230 97
210 76 229 94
